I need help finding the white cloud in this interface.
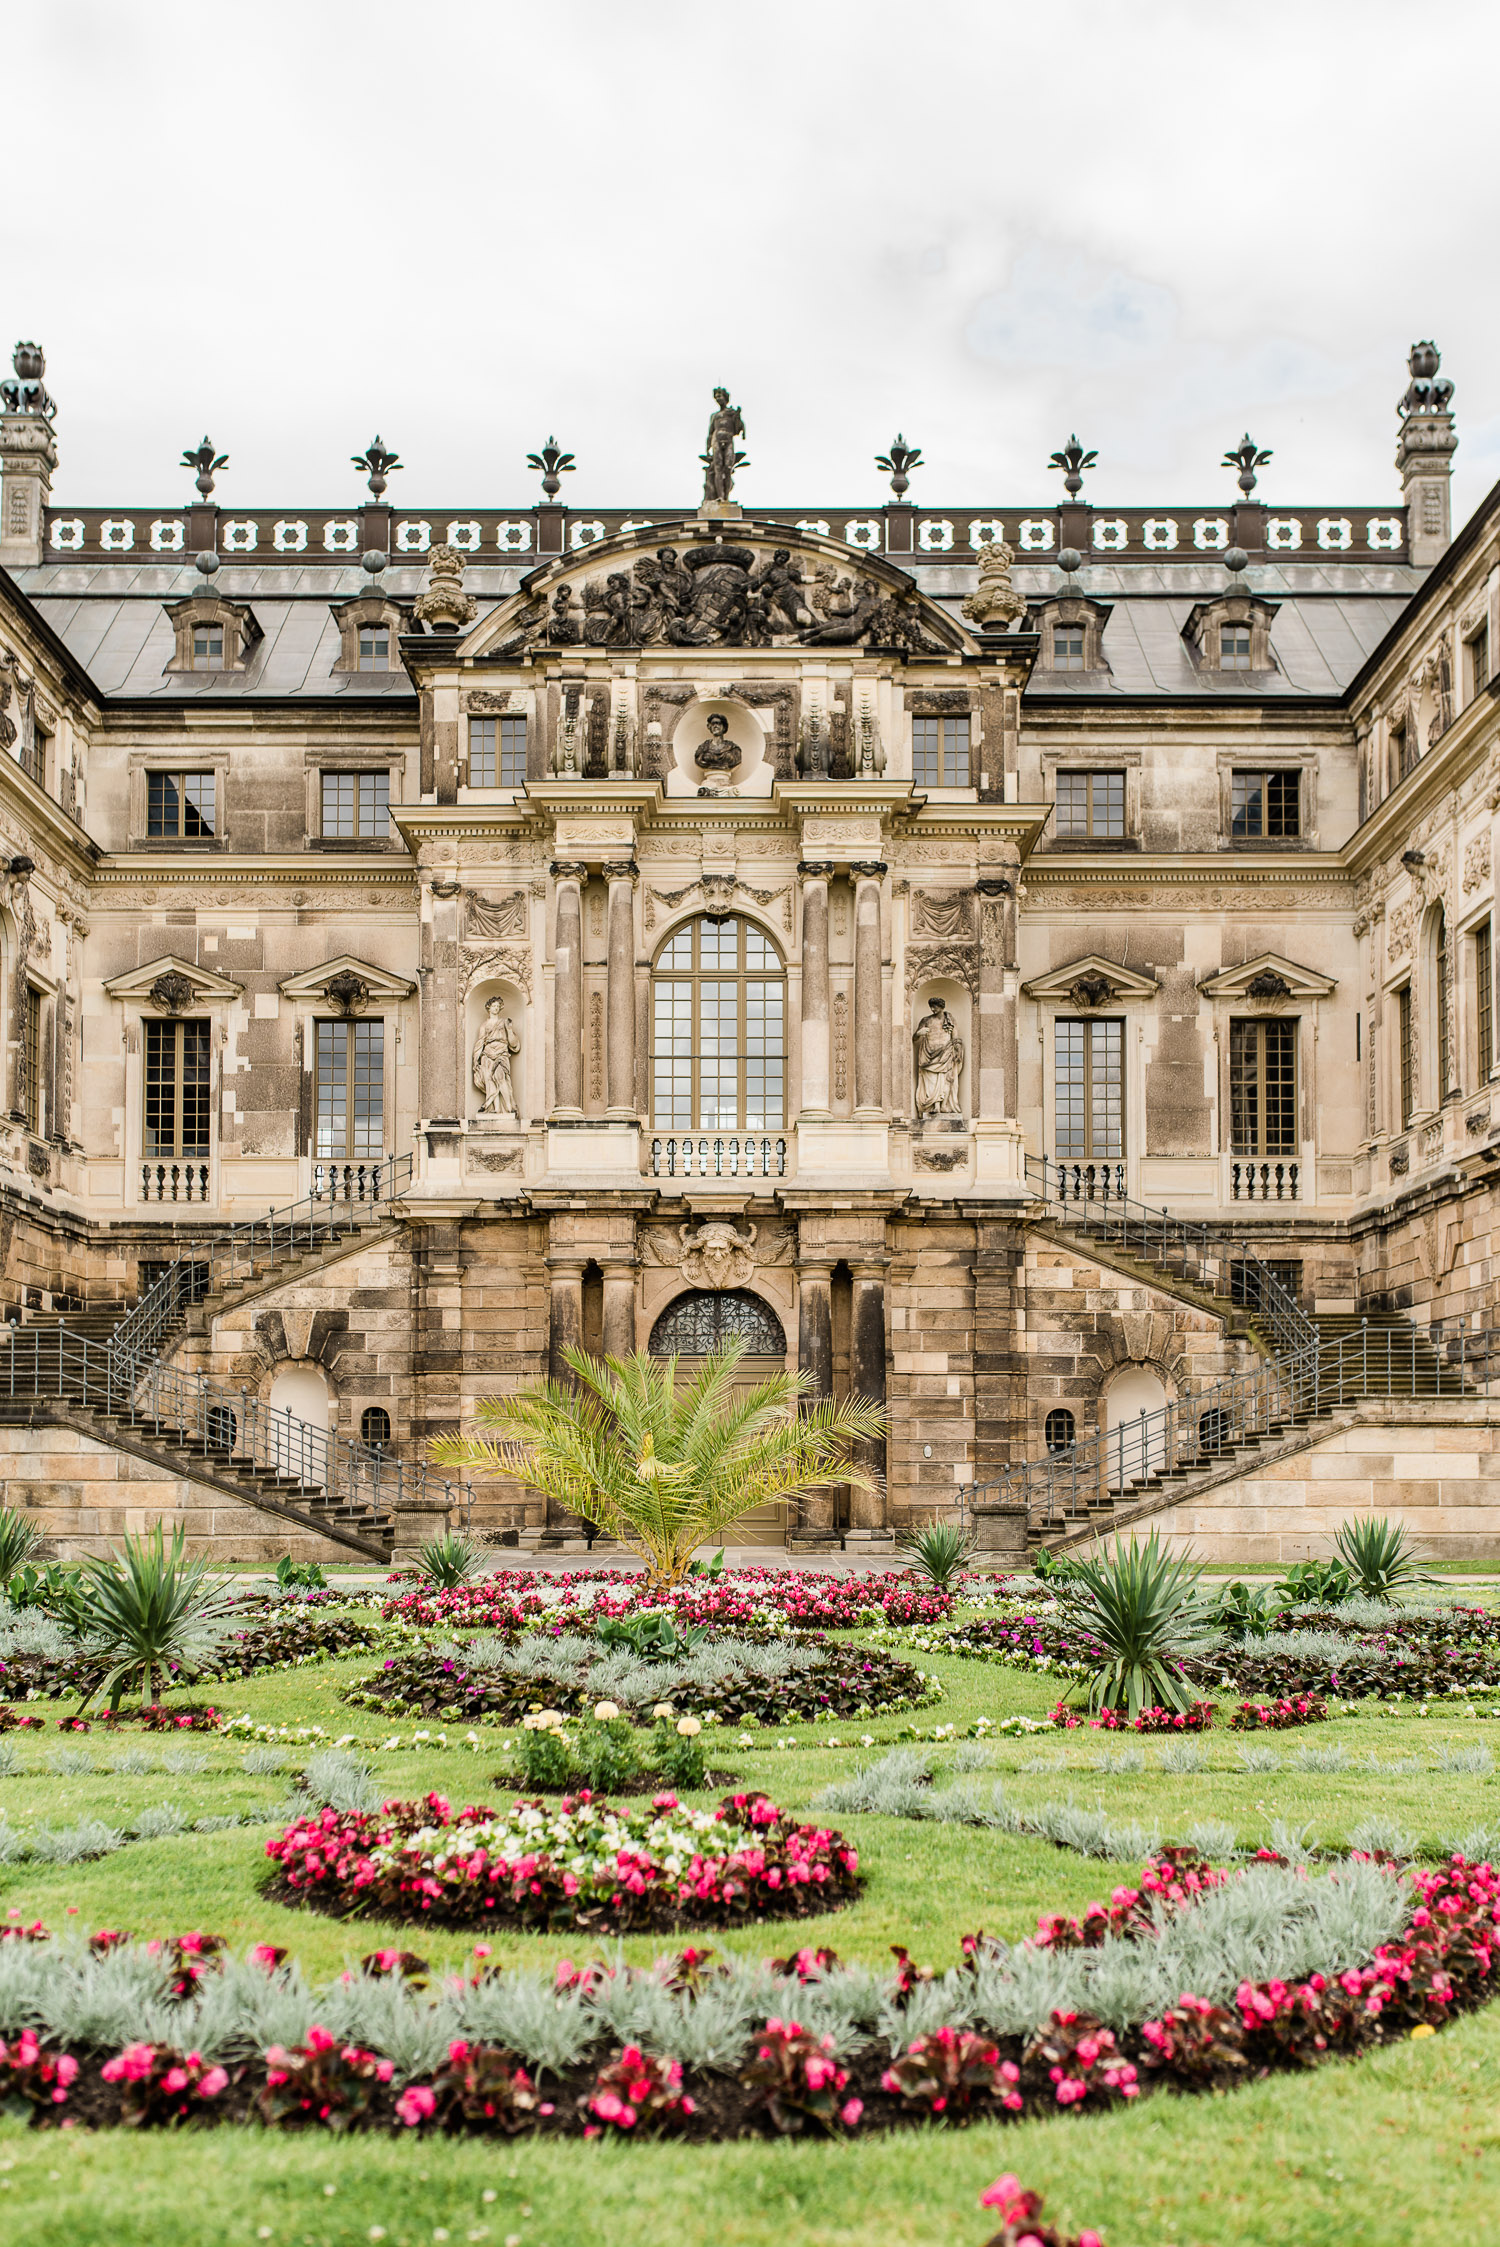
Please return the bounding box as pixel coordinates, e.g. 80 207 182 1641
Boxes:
966 250 1178 372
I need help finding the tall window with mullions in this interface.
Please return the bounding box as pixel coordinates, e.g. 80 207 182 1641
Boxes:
144 1019 210 1157
316 1020 384 1158
1229 1018 1297 1154
468 714 527 788
652 915 784 1132
1055 1018 1123 1158
911 714 970 788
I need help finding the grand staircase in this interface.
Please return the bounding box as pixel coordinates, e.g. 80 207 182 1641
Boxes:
981 1158 1494 1550
2 1159 467 1562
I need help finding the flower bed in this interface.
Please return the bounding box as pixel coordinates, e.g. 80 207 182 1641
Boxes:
0 1605 394 1702
264 1788 863 1932
1227 1694 1330 1730
4 1850 1498 2140
345 1636 937 1729
1047 1700 1213 1733
383 1567 956 1637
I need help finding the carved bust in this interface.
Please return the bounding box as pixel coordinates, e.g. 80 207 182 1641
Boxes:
694 711 741 795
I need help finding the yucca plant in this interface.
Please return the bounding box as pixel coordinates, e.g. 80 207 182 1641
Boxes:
898 1517 975 1592
428 1341 886 1591
412 1531 485 1590
0 1508 43 1582
1333 1516 1434 1601
72 1524 242 1711
1058 1532 1214 1717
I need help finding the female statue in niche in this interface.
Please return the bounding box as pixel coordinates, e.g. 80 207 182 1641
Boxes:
694 710 741 796
913 995 964 1117
472 997 521 1119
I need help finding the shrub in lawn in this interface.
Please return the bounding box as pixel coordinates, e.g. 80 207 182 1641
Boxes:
585 2044 696 2135
1333 1516 1434 1601
1187 1819 1238 1860
100 2041 231 2124
1228 1694 1330 1730
0 1509 44 1581
1056 1535 1213 1717
301 1748 383 1813
240 1747 286 1776
0 2029 78 2118
1088 1746 1144 1774
515 1712 577 1791
130 1802 189 1840
257 2025 394 2129
74 1525 241 1711
1290 1744 1352 1773
109 1748 156 1775
1432 1743 1493 1775
160 1747 208 1776
882 2026 1021 2116
47 1747 96 1774
1235 1744 1281 1772
1158 1740 1208 1773
1348 1814 1417 1860
573 1704 646 1794
898 1518 976 1593
652 1710 709 1789
413 1533 485 1591
742 2018 863 2134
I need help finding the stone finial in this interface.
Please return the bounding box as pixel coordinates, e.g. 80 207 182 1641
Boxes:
414 543 478 633
1 343 55 419
526 436 575 497
1221 434 1272 495
876 434 923 499
1047 434 1097 497
352 436 402 498
1396 341 1457 569
180 437 227 499
961 538 1027 632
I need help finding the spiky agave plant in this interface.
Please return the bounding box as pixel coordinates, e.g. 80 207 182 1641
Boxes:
412 1531 485 1590
0 1507 44 1582
897 1517 975 1592
1058 1532 1214 1717
73 1524 242 1711
428 1340 886 1591
1332 1515 1434 1602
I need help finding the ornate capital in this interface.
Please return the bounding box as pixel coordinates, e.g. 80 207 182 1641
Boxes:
849 860 889 880
798 860 835 882
550 859 590 884
602 859 639 884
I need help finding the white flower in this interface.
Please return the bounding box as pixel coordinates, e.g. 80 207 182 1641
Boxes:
653 1702 675 1720
676 1716 702 1737
594 1701 620 1722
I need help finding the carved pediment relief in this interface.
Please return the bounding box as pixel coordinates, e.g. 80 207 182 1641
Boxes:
1022 953 1159 1006
103 955 243 1009
278 954 416 1012
467 523 965 661
1197 951 1335 1001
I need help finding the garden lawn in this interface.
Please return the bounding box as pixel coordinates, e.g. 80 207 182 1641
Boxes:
3 1608 1500 2243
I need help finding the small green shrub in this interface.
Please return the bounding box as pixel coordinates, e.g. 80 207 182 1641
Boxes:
1059 1532 1213 1717
274 1556 327 1591
1275 1558 1352 1607
594 1610 706 1662
573 1707 645 1793
1332 1516 1434 1601
652 1713 709 1789
515 1718 576 1792
1211 1580 1280 1638
412 1532 485 1590
0 1509 44 1581
897 1517 975 1593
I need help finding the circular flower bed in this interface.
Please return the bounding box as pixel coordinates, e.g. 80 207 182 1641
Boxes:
0 1604 394 1701
346 1636 937 1729
383 1567 955 1637
263 1788 863 1933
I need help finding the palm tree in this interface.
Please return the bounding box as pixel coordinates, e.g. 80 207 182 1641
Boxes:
427 1341 886 1589
74 1523 243 1711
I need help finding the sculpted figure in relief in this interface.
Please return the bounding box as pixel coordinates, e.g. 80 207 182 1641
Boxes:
471 997 521 1119
913 996 964 1117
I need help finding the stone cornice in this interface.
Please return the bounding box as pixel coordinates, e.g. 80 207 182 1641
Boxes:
1022 850 1353 888
1342 693 1499 878
91 851 416 887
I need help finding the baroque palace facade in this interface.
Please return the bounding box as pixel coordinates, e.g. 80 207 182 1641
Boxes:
0 344 1498 1561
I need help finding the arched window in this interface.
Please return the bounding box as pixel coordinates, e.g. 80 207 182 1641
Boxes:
1198 1407 1233 1454
648 1288 786 1358
360 1405 392 1448
1044 1407 1076 1455
652 916 784 1132
206 1405 236 1452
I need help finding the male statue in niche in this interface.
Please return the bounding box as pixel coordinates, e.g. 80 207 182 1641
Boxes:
913 995 964 1117
471 997 521 1119
701 387 745 507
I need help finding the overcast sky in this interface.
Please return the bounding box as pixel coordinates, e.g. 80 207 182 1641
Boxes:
10 0 1499 527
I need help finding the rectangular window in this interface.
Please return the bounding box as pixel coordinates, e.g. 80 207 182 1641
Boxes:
357 623 389 672
468 714 527 789
1220 623 1253 670
146 770 216 839
1052 624 1086 671
315 1019 384 1158
191 622 224 668
1055 770 1125 840
1055 1017 1124 1160
20 723 48 790
651 916 784 1133
320 771 390 839
1230 769 1300 839
1229 1018 1297 1155
143 1018 210 1157
1437 913 1452 1098
20 986 41 1135
1398 985 1414 1127
911 713 970 788
1469 625 1490 704
1477 924 1493 1082
1229 1259 1303 1309
1394 720 1416 780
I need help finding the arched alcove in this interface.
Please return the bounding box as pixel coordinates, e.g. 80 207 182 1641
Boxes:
1102 1363 1170 1491
648 1288 787 1358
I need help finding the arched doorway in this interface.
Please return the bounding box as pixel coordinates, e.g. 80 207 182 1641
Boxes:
648 1289 790 1543
1103 1364 1169 1492
268 1363 334 1488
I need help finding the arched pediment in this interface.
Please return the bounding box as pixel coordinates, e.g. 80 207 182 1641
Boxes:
463 519 971 662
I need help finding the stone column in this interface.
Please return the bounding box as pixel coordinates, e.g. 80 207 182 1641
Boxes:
795 1255 835 1538
604 859 638 1118
547 1252 586 1383
798 862 833 1116
851 861 886 1115
849 1256 888 1529
0 397 58 572
601 1258 637 1360
551 861 587 1116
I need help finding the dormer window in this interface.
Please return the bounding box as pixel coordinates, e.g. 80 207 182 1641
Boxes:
331 594 409 675
1220 624 1253 671
191 622 224 668
165 596 259 675
1053 624 1086 671
357 623 389 672
1029 594 1111 675
1184 592 1278 675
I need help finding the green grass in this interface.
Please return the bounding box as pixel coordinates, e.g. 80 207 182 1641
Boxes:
4 1611 1500 2242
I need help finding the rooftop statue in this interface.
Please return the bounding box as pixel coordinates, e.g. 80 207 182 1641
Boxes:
1 342 54 418
701 387 746 507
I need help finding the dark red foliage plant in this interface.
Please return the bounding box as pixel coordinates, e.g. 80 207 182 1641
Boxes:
882 2026 1022 2117
394 2041 550 2134
256 2026 394 2131
0 2031 79 2120
100 2042 230 2125
585 2045 695 2136
742 2018 863 2134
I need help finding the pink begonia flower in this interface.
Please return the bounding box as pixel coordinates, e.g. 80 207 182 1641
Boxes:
198 2068 228 2099
980 2176 1026 2212
840 2098 863 2126
395 2084 437 2127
